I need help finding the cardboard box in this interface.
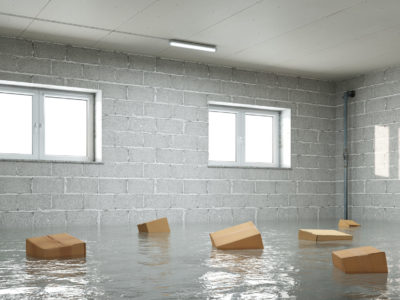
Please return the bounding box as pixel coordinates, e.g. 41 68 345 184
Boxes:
332 246 388 274
298 229 353 241
209 221 264 250
26 233 86 259
338 219 360 228
137 217 170 233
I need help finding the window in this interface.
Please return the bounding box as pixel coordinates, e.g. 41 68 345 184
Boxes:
208 102 291 168
0 81 102 162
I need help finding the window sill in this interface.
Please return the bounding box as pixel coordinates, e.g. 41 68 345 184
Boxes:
208 164 291 170
0 159 103 165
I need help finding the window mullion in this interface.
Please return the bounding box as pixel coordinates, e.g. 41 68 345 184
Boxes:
236 111 244 165
31 90 40 159
38 91 45 159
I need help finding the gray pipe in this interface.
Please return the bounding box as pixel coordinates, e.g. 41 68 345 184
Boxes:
343 90 355 220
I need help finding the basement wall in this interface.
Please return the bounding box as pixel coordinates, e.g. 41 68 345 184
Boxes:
0 36 337 227
336 68 400 221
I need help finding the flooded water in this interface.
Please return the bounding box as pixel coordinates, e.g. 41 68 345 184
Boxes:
0 220 399 299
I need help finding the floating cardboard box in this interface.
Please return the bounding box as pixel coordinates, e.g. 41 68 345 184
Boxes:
298 229 352 241
338 219 360 228
137 217 170 233
332 246 388 273
209 221 264 250
26 233 86 259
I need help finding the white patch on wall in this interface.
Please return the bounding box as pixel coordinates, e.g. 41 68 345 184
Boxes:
374 125 389 178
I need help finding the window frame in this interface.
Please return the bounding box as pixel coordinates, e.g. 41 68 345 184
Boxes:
208 102 291 169
0 80 102 162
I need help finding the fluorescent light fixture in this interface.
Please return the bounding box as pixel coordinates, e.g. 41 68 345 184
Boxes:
169 39 216 52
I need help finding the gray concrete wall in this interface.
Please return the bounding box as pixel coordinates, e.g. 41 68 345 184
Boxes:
335 67 400 221
0 36 337 228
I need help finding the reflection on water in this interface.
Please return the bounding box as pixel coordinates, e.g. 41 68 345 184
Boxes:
0 221 400 299
201 249 295 299
298 240 353 249
138 233 170 266
332 269 388 299
0 253 102 299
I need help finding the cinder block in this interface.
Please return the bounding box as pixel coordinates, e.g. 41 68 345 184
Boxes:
298 229 352 241
144 72 171 88
127 179 154 194
0 54 17 71
185 62 209 78
156 58 184 75
34 211 66 227
52 61 82 78
66 210 98 226
100 210 129 225
99 179 127 194
129 54 155 71
0 177 31 193
209 221 263 250
66 178 98 193
0 37 32 56
332 246 388 274
17 57 51 75
232 68 256 84
115 69 143 84
155 88 183 104
66 46 98 64
156 119 183 134
99 51 128 68
83 65 115 82
137 217 170 233
128 85 154 102
338 219 360 228
209 65 232 80
26 233 86 259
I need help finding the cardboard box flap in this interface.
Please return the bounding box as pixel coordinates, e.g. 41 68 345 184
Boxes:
339 219 361 228
333 246 382 259
298 229 352 241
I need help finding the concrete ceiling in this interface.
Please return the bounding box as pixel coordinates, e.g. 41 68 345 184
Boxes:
1 0 400 80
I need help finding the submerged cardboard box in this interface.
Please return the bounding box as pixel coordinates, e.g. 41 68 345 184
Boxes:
298 229 353 241
137 217 170 233
332 246 388 273
209 221 264 250
26 233 86 259
338 219 361 228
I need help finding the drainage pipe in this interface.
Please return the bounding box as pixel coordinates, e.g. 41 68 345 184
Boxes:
343 90 355 220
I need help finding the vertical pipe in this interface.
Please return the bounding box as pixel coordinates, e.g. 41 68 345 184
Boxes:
343 93 349 220
343 90 355 220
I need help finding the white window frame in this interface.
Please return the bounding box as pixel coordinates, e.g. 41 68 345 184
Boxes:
0 80 102 162
208 101 291 169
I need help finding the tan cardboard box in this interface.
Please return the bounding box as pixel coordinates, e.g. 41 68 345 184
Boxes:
298 229 353 241
26 233 86 259
332 246 388 273
338 219 360 228
137 217 170 233
209 221 264 250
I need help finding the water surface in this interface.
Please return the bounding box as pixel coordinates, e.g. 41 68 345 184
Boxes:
0 220 398 299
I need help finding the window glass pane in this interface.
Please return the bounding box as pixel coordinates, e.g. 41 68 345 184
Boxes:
245 114 273 163
44 97 87 156
209 111 236 161
0 92 32 154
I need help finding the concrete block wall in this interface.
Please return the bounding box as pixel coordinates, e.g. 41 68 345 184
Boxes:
0 36 337 228
335 67 400 221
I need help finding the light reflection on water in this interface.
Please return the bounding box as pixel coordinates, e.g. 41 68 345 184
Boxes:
0 221 400 299
201 249 295 299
